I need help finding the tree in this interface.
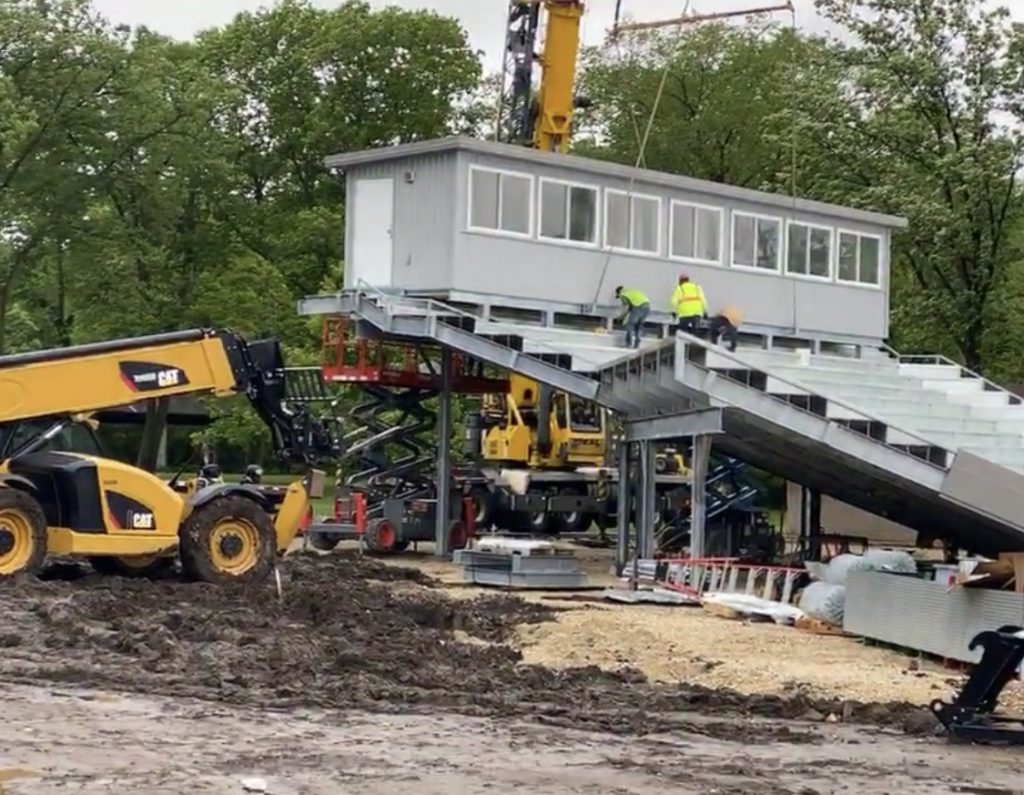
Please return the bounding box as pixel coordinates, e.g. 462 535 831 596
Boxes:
573 21 830 189
799 0 1024 373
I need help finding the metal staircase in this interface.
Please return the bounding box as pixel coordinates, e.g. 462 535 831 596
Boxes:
299 288 1024 554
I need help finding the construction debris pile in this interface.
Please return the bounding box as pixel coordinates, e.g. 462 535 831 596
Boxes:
0 552 936 739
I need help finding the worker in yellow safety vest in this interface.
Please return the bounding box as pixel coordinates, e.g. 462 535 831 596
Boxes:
614 285 650 349
671 274 708 334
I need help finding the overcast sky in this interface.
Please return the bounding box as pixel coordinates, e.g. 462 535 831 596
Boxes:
91 1 844 68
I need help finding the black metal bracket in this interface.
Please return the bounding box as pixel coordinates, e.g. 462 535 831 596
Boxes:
931 624 1024 744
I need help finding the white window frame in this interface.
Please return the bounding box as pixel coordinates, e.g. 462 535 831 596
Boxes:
537 176 600 248
603 188 662 256
466 164 534 239
668 199 724 265
835 228 884 289
730 211 782 273
785 220 834 282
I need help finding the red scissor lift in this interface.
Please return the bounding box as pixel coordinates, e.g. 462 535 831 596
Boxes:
304 317 508 554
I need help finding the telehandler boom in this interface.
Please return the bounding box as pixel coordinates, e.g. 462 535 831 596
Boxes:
0 328 331 583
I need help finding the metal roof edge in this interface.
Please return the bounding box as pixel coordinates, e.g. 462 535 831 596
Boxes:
325 136 909 229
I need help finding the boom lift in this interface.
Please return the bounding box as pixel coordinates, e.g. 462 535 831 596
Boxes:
0 328 332 583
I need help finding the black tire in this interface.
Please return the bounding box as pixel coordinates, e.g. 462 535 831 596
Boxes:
179 495 276 585
364 517 399 554
0 488 47 579
89 555 173 578
550 486 588 534
307 532 341 552
468 486 494 530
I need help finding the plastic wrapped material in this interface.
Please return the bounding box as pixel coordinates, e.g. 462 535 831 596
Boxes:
824 553 870 585
799 581 846 626
824 550 919 586
862 548 917 575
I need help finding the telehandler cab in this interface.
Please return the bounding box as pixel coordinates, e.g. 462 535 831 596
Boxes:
0 328 333 583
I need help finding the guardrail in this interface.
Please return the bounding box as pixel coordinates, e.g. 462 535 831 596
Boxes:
881 344 1023 406
606 333 951 472
348 285 951 472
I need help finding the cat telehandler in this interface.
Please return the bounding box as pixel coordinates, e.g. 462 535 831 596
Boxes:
0 328 333 584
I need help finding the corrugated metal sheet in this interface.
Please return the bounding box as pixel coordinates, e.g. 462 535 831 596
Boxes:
844 570 1024 662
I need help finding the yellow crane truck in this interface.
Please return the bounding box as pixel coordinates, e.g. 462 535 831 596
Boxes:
0 328 329 583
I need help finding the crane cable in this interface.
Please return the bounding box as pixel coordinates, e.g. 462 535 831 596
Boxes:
591 0 692 308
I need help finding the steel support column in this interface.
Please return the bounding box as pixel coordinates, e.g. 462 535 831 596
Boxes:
690 434 712 558
801 485 823 560
615 440 632 577
435 347 453 556
638 440 657 560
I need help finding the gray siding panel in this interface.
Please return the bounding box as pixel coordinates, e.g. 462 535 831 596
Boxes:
335 143 897 344
844 570 1024 663
343 153 456 291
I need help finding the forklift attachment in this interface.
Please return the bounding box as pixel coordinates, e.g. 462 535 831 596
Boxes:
931 624 1024 744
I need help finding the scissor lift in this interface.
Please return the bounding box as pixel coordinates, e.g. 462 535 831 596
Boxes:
305 318 508 553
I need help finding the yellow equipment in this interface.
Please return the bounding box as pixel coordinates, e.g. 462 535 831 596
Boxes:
481 374 605 469
0 329 330 582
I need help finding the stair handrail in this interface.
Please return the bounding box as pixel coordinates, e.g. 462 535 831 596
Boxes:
881 343 1023 406
670 331 952 467
352 280 617 365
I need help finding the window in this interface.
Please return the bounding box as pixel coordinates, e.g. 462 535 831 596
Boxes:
786 222 833 279
837 230 882 286
605 189 661 254
468 166 532 236
670 201 722 263
732 212 781 271
539 178 598 245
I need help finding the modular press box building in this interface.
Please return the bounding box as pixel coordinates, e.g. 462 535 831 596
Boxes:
327 135 905 348
306 135 1024 555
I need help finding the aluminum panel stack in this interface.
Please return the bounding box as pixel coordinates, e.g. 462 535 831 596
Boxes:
844 570 1024 663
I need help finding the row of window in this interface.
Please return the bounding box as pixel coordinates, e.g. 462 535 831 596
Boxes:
467 165 882 287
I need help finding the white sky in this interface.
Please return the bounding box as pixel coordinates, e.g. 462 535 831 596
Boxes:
92 1 846 68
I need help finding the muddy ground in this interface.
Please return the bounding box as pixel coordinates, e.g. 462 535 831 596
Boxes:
1 551 1021 793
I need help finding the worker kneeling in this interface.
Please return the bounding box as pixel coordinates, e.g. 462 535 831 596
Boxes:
671 275 707 334
614 285 650 349
707 305 742 353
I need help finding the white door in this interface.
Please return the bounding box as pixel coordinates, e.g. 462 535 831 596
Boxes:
351 177 394 288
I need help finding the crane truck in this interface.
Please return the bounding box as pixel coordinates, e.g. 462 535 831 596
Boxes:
0 328 332 583
460 1 770 541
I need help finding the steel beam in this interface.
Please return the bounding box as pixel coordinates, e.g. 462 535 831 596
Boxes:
615 440 632 577
690 435 712 558
625 408 725 442
435 347 453 556
638 440 657 559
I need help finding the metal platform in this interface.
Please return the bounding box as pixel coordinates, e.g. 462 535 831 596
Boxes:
298 287 1024 556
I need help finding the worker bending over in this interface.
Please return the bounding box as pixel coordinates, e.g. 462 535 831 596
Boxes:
671 274 707 334
707 305 742 352
614 285 650 349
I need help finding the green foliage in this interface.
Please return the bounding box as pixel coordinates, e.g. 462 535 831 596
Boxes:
0 0 481 466
8 0 1024 467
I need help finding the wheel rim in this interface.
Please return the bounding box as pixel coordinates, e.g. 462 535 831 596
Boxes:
0 509 34 575
374 521 397 550
208 519 260 575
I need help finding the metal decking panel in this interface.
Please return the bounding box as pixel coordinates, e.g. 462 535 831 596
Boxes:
844 570 1024 663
